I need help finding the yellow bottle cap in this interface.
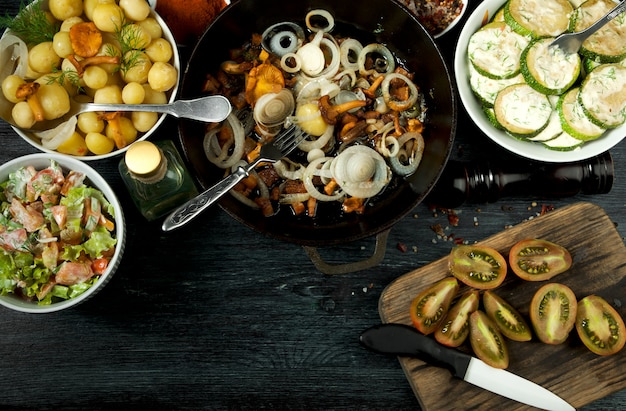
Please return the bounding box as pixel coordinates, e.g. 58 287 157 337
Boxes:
125 141 162 176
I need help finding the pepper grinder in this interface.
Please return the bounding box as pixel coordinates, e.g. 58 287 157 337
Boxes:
425 151 614 208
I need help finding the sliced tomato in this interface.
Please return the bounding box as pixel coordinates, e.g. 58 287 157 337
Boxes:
435 289 479 347
410 277 459 335
509 239 572 281
91 257 109 275
576 295 626 356
529 283 577 344
469 310 509 369
448 244 507 290
483 290 532 342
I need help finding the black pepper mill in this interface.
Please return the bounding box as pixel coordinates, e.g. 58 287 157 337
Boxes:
425 151 614 208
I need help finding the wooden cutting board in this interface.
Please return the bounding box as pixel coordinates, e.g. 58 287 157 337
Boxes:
379 202 626 410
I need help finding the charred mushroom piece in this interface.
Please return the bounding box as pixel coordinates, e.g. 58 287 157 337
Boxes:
69 22 103 58
221 60 255 75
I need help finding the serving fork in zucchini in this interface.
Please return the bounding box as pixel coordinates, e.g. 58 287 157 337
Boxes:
571 0 626 64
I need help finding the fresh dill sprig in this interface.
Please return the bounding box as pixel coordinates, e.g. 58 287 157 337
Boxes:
114 22 149 76
48 68 84 93
0 0 59 44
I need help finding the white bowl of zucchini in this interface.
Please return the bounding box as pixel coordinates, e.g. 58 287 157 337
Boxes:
455 0 626 162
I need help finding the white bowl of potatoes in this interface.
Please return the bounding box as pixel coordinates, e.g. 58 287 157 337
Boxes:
0 0 179 160
455 0 626 163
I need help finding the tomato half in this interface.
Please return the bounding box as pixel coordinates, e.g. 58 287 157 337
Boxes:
509 239 572 281
469 310 509 369
448 244 507 289
435 289 479 347
483 290 532 342
576 295 626 356
410 277 459 335
529 283 577 345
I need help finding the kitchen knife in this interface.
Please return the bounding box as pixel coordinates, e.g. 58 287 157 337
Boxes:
360 323 575 411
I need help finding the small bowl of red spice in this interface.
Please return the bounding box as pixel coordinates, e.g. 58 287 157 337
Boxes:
397 0 467 38
155 0 229 46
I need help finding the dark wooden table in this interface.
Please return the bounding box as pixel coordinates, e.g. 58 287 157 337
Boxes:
1 0 625 409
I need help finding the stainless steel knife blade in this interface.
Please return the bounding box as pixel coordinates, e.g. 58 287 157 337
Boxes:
359 323 575 411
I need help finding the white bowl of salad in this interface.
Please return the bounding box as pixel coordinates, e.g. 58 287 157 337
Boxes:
455 0 626 163
0 153 125 313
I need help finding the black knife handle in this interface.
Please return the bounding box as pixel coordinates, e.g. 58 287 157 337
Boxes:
359 323 471 378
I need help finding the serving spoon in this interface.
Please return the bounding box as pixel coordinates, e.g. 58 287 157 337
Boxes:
549 0 626 54
2 94 232 132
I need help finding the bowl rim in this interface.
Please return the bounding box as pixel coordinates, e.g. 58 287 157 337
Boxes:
433 0 468 39
0 0 180 161
0 153 126 313
454 0 626 163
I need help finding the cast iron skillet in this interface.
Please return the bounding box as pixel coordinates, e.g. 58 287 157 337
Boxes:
178 0 456 253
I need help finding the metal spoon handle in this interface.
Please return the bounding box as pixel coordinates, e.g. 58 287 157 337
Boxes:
161 165 250 231
79 95 232 123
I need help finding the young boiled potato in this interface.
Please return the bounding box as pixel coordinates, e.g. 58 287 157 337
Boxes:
119 23 152 50
94 84 123 104
83 0 116 21
85 131 115 154
119 0 151 22
77 112 105 134
122 51 152 83
92 3 125 33
52 31 74 59
137 17 162 40
36 83 71 120
145 38 173 63
142 83 167 103
28 42 61 74
131 111 158 132
2 75 26 103
60 16 85 32
122 81 145 104
11 101 36 129
49 0 84 21
147 61 177 92
83 65 109 90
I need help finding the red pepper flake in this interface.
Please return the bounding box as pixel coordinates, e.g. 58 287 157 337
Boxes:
397 242 408 253
447 211 459 227
540 204 555 215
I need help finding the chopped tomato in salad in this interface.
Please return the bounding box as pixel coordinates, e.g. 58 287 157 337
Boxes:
0 160 117 305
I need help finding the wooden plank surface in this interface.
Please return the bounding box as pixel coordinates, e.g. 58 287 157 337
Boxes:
379 202 626 411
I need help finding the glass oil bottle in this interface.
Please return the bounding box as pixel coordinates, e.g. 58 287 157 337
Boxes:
119 140 198 221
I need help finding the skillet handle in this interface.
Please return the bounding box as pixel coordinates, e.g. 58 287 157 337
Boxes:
302 229 390 275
